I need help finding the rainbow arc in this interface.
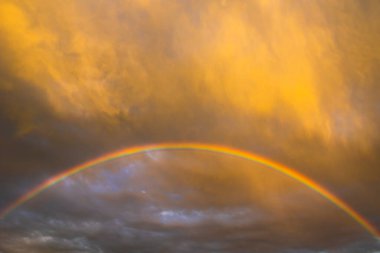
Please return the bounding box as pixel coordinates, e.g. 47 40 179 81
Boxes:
1 143 378 239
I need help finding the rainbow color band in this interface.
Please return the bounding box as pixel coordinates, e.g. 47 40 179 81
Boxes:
1 143 378 239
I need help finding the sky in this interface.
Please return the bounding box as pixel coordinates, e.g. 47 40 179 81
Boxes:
0 0 379 252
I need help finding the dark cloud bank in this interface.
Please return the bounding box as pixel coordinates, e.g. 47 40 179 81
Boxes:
1 153 379 252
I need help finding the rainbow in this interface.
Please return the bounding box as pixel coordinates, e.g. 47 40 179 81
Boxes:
0 143 378 239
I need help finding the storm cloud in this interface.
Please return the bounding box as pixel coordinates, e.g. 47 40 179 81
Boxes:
1 152 378 252
0 0 380 252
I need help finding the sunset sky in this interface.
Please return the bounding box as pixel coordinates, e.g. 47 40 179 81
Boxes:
0 0 379 252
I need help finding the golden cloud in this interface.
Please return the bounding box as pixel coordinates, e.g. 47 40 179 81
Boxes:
0 0 379 147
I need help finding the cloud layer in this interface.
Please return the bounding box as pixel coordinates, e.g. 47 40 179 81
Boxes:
0 0 380 252
1 152 378 252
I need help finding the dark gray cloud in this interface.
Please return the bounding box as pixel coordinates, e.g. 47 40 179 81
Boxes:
1 152 379 252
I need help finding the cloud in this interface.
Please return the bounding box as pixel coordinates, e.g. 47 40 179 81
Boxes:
0 0 379 142
0 0 379 252
1 151 378 252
